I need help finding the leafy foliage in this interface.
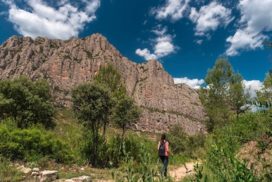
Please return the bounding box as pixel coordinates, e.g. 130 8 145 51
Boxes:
168 125 205 158
72 82 112 166
202 113 272 181
107 134 156 167
258 70 272 107
94 64 123 93
0 77 55 128
113 144 173 182
72 83 112 129
0 121 73 163
200 58 246 131
111 92 141 137
229 73 246 117
81 131 109 167
94 64 125 135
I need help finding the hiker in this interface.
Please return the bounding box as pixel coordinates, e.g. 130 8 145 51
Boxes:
158 133 169 177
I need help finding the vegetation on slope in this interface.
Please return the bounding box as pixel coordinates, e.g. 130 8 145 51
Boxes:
0 62 271 181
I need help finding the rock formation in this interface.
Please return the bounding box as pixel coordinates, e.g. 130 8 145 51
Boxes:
0 33 206 134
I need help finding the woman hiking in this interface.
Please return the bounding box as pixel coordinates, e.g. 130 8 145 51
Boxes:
158 133 169 177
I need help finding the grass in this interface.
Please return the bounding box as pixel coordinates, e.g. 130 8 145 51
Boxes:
169 154 190 166
53 108 84 163
0 158 24 182
0 108 197 181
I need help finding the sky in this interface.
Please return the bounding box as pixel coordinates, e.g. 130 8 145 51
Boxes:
0 0 272 93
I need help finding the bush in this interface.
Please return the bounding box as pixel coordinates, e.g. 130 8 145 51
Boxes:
203 113 272 181
112 145 173 182
80 131 109 167
0 77 55 128
80 131 157 168
0 123 73 163
168 125 205 158
107 135 150 167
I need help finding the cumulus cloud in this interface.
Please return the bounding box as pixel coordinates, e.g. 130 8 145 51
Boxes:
135 48 157 60
136 27 176 60
3 0 100 39
226 29 266 56
152 0 190 21
243 80 263 98
174 77 205 89
189 2 233 36
226 0 272 56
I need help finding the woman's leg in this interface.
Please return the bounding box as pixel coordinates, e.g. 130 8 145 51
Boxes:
159 156 165 176
163 156 169 176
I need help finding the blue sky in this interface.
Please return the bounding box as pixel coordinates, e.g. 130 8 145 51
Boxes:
0 0 272 90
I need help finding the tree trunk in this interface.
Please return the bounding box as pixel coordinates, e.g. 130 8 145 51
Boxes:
122 125 125 139
91 123 98 167
102 122 107 138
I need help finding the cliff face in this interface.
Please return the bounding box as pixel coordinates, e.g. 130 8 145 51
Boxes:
0 34 206 134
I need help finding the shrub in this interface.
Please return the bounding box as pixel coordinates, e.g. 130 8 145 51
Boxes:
112 145 173 182
203 113 272 181
0 77 55 128
0 123 73 163
107 135 148 167
205 144 256 181
168 125 205 158
80 131 109 167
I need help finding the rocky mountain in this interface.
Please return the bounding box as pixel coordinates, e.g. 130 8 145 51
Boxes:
0 33 206 134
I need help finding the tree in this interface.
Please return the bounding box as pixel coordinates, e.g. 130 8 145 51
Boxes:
72 83 112 166
0 77 55 128
94 64 123 93
111 91 140 138
229 73 246 118
200 58 246 131
94 64 125 136
258 70 272 108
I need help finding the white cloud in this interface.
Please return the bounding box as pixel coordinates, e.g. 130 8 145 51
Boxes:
226 0 272 56
136 27 176 60
226 29 266 56
152 0 190 21
243 80 263 98
173 78 263 94
195 39 203 45
135 48 157 60
189 2 233 36
174 77 205 89
3 0 100 39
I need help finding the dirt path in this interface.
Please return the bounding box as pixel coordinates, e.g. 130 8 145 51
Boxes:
169 162 199 181
95 162 200 182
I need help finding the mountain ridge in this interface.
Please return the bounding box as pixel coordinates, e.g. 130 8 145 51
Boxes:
0 33 206 134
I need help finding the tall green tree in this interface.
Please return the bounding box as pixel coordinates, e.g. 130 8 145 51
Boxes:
94 64 126 136
111 91 140 138
72 83 112 166
258 70 272 108
94 64 123 93
200 58 246 131
0 77 55 128
229 73 246 118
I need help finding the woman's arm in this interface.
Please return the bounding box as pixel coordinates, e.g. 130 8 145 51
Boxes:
165 141 169 156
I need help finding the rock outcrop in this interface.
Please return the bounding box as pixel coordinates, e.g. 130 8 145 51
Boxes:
0 34 206 134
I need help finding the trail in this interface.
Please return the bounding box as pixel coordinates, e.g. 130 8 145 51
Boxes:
169 162 199 181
